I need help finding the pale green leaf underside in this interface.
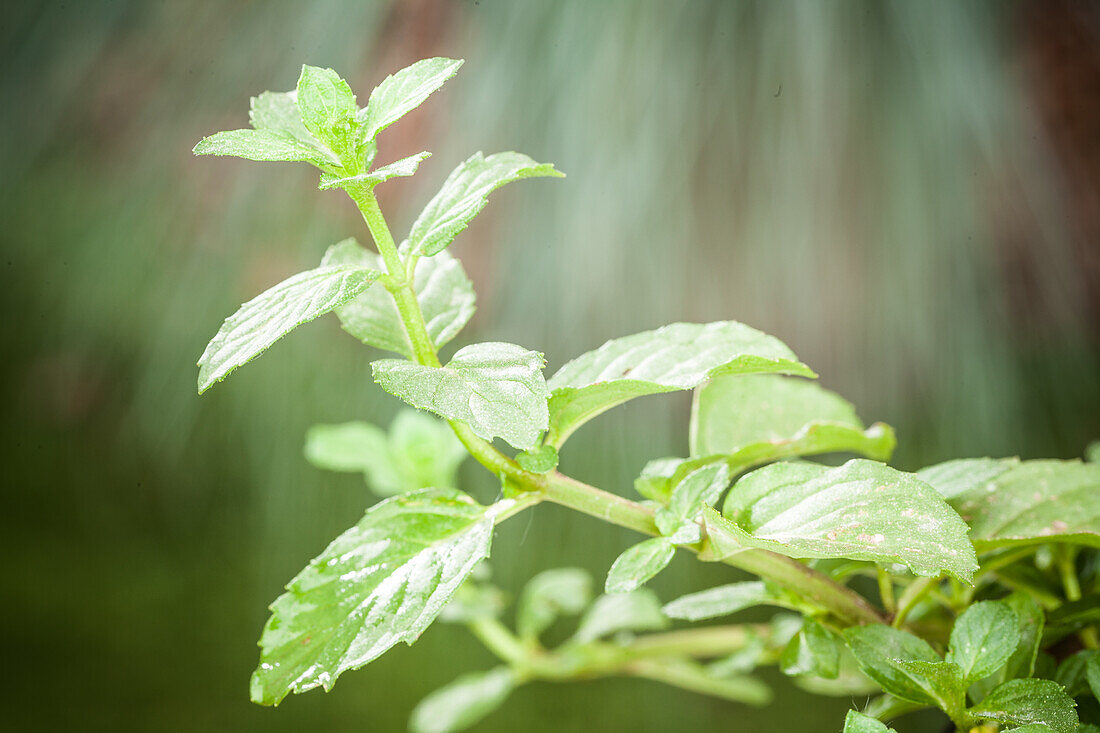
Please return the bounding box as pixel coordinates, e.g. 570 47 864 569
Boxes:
322 238 475 358
546 322 815 447
516 567 591 640
691 374 863 456
409 151 564 256
844 710 898 733
250 488 509 706
319 151 431 190
249 90 327 152
945 600 1017 683
943 460 1100 549
372 342 549 450
305 411 466 496
637 421 896 504
193 128 339 169
571 590 668 643
359 58 464 144
197 264 381 393
409 666 515 733
604 537 675 594
662 581 796 621
915 457 1019 500
969 679 1079 733
715 459 978 581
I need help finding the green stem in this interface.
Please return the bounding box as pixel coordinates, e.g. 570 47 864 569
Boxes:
877 566 897 615
468 616 529 667
626 658 771 705
1056 545 1081 602
893 576 937 628
623 625 768 659
543 473 884 627
346 184 885 630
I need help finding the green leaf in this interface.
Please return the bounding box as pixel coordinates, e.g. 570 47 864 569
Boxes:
691 373 880 452
295 65 358 162
604 537 676 594
843 710 898 733
546 322 815 447
780 618 840 679
634 457 686 502
1086 441 1100 463
249 488 509 705
516 568 592 640
972 592 1047 701
969 679 1079 733
249 90 316 147
193 128 340 169
1087 656 1100 702
571 590 668 643
304 412 467 496
408 666 515 733
516 445 558 474
896 660 966 718
197 264 381 393
946 600 1017 684
916 457 1018 500
661 581 798 621
373 342 549 450
843 625 943 704
409 151 563 257
655 462 731 535
359 58 464 144
947 460 1100 549
319 151 431 190
714 459 978 581
1002 726 1057 733
1054 650 1100 698
321 239 476 358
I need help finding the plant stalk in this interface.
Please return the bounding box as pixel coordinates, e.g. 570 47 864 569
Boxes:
349 184 886 630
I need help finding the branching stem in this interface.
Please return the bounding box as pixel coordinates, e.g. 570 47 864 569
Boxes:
349 184 886 630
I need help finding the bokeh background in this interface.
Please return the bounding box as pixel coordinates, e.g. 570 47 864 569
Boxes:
4 1 1099 730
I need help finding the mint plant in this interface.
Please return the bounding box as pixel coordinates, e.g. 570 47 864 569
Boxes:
194 58 1100 732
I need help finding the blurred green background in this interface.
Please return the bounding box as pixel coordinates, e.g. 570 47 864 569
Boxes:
4 1 1098 730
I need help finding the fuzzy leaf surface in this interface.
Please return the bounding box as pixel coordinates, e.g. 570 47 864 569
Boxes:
296 65 358 161
250 488 506 705
843 710 898 733
322 239 475 358
655 462 731 535
359 58 464 143
843 625 945 704
410 151 563 256
946 600 1017 684
717 459 977 580
916 457 1018 500
319 151 431 190
546 322 814 447
604 537 675 594
969 679 1079 733
946 460 1100 549
409 666 515 733
372 342 548 449
197 264 380 393
193 128 339 168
